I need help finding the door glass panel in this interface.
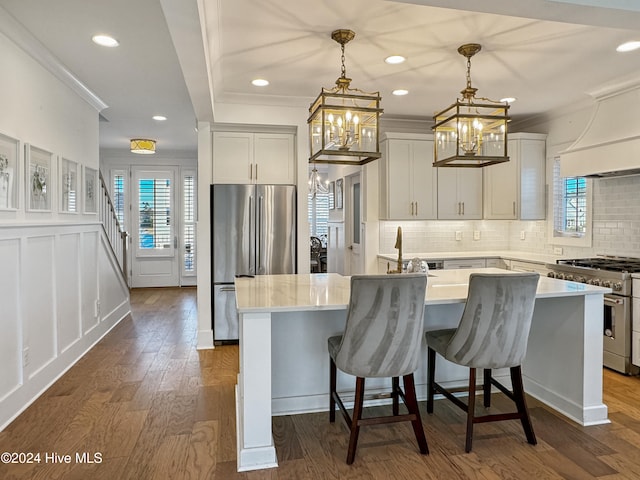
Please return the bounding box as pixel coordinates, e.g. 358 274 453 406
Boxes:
352 182 360 244
138 178 172 250
183 174 196 274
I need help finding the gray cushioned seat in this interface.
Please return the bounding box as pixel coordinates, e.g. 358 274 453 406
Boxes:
328 273 429 464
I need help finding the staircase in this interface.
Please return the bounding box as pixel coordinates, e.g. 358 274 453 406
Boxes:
99 170 129 286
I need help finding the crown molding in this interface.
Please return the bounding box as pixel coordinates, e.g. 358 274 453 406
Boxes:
0 5 107 112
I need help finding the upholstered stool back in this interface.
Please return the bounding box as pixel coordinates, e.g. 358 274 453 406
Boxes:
333 273 427 378
445 273 539 369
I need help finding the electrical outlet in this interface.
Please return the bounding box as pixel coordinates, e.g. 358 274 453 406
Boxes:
473 230 480 241
553 247 563 255
520 231 526 240
455 231 462 241
23 348 29 368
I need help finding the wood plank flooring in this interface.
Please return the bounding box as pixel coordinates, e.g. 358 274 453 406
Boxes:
2 287 640 479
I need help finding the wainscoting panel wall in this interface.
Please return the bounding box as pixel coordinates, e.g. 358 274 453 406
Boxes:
0 223 130 431
56 232 81 354
0 238 21 402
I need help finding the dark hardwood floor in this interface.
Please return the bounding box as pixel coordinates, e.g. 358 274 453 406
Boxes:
2 287 640 479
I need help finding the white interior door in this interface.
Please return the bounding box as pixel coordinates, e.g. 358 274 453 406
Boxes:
345 172 364 275
131 167 180 287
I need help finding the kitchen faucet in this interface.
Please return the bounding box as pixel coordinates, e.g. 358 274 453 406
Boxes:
387 226 403 274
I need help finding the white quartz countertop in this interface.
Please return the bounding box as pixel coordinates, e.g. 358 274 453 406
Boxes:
235 269 610 313
377 250 561 264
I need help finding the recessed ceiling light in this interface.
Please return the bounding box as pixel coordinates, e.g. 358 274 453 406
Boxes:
392 89 409 96
251 78 269 87
500 97 517 103
92 34 119 47
385 55 406 65
152 115 167 121
616 41 640 52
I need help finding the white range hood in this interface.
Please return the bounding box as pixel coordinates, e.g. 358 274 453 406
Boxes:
560 79 640 178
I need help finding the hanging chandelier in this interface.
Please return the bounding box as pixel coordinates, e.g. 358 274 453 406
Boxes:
432 43 510 168
307 29 383 166
308 165 329 198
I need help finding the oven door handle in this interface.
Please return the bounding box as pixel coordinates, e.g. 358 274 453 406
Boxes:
604 296 624 306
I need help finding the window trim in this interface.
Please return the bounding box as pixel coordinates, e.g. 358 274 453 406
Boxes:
548 155 592 248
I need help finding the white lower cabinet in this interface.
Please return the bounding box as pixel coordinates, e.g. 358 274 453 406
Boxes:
443 258 486 269
509 260 550 275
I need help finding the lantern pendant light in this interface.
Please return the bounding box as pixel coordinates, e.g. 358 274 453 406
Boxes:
307 29 383 166
432 43 510 168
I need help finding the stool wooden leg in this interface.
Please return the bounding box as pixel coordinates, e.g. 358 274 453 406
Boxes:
346 377 366 464
483 368 492 408
329 357 337 423
465 368 476 453
392 377 400 416
403 373 429 454
510 366 537 445
427 347 436 414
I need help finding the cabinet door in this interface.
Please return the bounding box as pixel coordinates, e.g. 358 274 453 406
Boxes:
484 152 518 219
457 168 483 219
212 132 253 183
412 140 438 219
520 139 546 220
387 140 414 219
254 133 295 184
437 168 460 219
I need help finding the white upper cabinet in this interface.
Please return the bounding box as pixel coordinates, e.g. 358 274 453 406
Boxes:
379 133 437 220
212 130 295 184
483 133 546 220
437 167 483 219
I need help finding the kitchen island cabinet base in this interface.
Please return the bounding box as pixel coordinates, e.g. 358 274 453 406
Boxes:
235 273 609 472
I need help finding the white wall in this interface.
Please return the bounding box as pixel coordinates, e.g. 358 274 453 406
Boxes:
0 27 130 430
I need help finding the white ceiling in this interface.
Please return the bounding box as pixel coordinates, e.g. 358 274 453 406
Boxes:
2 0 640 154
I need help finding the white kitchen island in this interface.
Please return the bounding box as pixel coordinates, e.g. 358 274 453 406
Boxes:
234 269 610 472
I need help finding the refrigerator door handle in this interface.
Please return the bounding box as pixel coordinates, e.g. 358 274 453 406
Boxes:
258 195 263 272
219 286 235 292
249 195 255 274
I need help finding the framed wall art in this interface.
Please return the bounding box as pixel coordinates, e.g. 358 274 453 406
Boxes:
83 166 98 214
59 157 78 213
26 144 52 212
0 133 20 210
335 178 344 209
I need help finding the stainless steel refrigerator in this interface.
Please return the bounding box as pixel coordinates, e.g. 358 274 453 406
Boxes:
211 184 296 341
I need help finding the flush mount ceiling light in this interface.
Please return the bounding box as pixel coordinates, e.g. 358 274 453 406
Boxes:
252 78 269 86
92 34 119 47
392 89 409 96
385 55 406 64
500 97 516 104
307 29 383 166
152 115 167 121
432 43 510 168
130 138 156 154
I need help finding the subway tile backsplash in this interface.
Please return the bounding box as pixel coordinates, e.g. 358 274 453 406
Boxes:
379 174 640 257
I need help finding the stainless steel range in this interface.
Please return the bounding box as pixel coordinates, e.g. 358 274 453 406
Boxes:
546 256 640 375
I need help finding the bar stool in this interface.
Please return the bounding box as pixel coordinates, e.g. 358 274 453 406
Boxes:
425 272 539 453
328 273 429 464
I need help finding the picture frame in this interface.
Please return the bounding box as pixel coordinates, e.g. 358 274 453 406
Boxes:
83 166 98 214
335 178 344 209
328 181 335 210
59 157 79 213
0 132 20 210
26 144 52 212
